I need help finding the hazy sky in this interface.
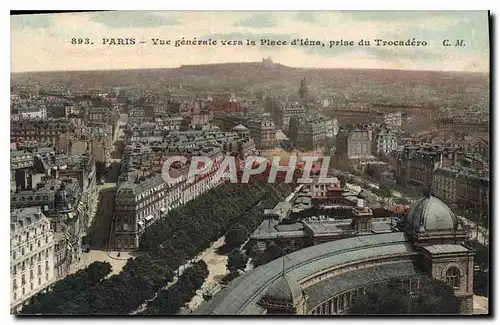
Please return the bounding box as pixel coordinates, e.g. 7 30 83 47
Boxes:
11 11 489 73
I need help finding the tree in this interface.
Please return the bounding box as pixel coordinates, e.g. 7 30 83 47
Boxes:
227 249 249 274
252 243 288 267
225 223 247 249
349 277 460 315
377 184 393 198
27 182 293 315
85 261 112 285
394 197 410 205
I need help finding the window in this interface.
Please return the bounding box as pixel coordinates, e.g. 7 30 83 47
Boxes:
21 248 25 255
12 251 16 260
38 278 41 286
12 278 17 288
444 267 461 289
13 292 17 301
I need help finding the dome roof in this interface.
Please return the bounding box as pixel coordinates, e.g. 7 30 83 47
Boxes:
263 274 303 303
406 195 458 232
231 124 248 132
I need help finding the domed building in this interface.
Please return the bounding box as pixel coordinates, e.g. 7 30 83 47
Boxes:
196 193 475 315
231 124 250 138
258 272 307 314
404 192 468 245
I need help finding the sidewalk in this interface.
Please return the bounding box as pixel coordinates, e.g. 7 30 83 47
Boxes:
68 250 135 276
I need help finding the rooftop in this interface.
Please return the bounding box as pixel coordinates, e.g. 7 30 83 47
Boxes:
304 261 422 310
423 244 471 255
196 232 413 315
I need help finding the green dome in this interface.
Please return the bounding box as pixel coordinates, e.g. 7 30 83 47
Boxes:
406 195 458 232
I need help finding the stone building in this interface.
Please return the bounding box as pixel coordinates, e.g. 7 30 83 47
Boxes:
11 177 85 279
196 194 475 315
394 145 459 194
11 105 47 121
335 125 375 169
10 207 56 313
247 119 277 150
433 167 459 205
374 128 398 155
275 104 306 131
383 112 402 130
112 148 226 249
288 116 330 151
10 119 74 144
455 167 489 216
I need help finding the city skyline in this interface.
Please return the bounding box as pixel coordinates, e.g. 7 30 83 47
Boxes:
11 11 490 73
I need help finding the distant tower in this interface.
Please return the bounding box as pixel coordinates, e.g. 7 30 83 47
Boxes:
299 77 308 105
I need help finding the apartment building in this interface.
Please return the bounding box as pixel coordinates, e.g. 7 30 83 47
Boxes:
112 147 225 249
10 207 56 313
374 128 398 155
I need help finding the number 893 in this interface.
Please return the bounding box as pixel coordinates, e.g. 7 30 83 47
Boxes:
71 38 92 45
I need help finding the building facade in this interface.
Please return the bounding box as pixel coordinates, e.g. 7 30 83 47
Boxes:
248 119 277 150
394 145 458 194
433 167 458 205
374 128 398 155
11 208 56 313
112 149 226 249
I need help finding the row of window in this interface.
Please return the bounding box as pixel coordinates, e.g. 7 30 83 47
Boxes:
12 195 51 202
12 274 50 302
12 237 51 260
12 248 52 273
12 266 50 288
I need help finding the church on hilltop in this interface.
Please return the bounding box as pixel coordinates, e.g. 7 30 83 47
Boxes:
261 57 277 69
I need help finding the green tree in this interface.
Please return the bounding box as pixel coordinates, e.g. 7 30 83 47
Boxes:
394 197 410 205
225 223 247 249
377 184 393 198
252 243 288 267
85 261 112 285
25 182 293 315
227 249 249 274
